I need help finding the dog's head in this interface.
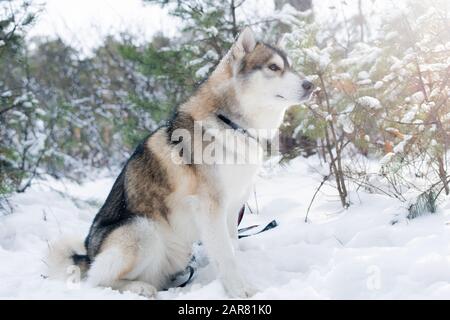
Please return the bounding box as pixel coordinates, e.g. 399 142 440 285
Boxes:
215 27 314 113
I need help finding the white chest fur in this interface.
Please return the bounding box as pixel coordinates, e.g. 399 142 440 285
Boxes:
214 129 262 201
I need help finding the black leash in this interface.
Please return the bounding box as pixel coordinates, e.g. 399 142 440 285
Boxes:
169 218 279 289
169 265 196 288
238 220 278 238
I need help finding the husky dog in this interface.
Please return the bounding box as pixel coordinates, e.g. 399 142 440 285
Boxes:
47 27 314 298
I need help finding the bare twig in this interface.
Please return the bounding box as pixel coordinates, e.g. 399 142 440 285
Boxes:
253 185 259 215
305 174 330 223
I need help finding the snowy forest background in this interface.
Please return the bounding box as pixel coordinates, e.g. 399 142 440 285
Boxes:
2 0 450 219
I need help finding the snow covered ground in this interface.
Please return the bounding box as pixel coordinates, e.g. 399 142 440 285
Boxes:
1 157 450 299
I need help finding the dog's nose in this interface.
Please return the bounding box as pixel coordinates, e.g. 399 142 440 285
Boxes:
302 80 314 91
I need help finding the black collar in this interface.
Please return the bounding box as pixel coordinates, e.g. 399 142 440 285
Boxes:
216 113 256 140
216 113 273 154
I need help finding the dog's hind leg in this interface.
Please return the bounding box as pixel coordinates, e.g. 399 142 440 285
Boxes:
86 247 157 297
86 219 163 298
111 280 158 298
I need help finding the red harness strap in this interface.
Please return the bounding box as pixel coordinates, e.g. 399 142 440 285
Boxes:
238 205 245 226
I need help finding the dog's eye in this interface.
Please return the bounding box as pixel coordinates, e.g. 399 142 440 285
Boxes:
268 64 281 72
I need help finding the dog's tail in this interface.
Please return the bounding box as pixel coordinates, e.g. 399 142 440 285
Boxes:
46 236 90 280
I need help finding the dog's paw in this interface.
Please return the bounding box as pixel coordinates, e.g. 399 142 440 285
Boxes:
222 276 257 299
121 281 157 298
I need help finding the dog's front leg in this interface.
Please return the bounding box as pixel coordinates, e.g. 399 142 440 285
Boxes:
227 206 240 252
197 198 256 298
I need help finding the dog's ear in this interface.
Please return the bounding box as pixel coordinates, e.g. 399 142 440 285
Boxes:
276 35 286 50
213 27 256 76
230 27 256 61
